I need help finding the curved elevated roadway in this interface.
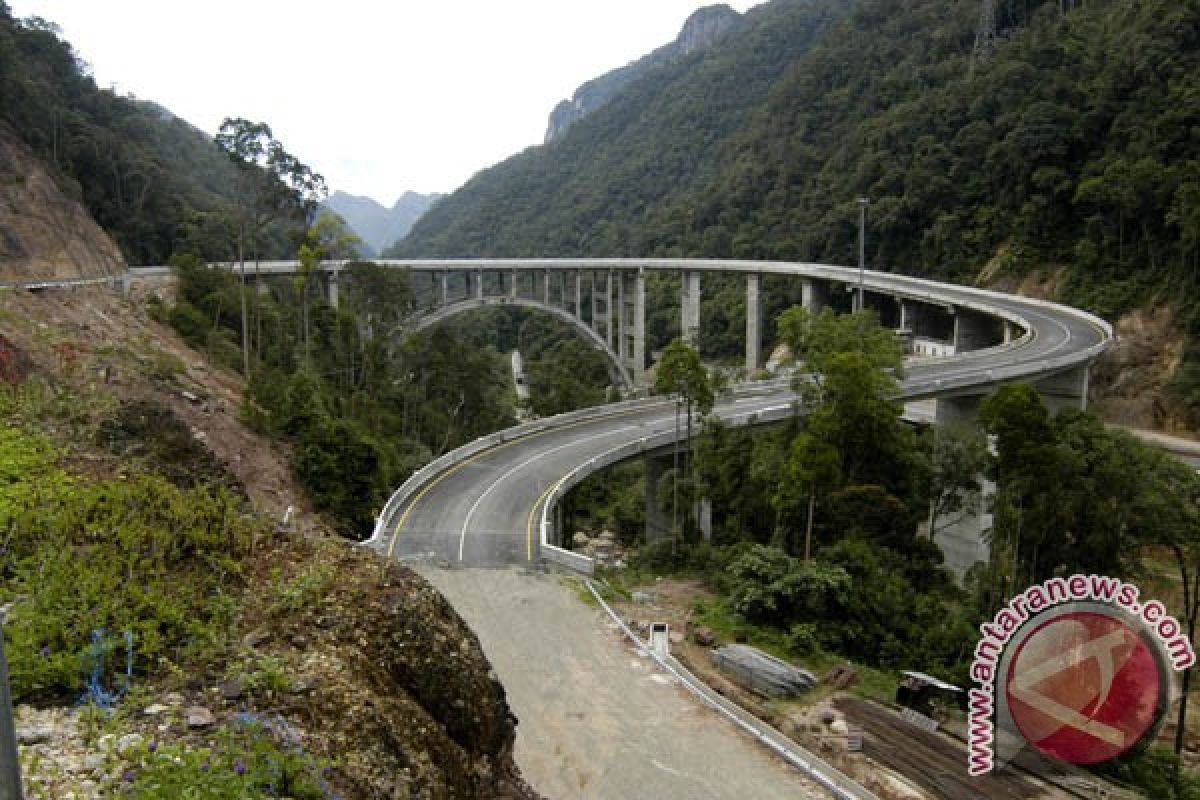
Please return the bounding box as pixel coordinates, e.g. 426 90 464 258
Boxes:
365 259 1111 570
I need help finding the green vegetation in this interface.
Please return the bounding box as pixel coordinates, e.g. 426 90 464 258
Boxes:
168 257 517 536
118 718 331 799
0 400 265 703
582 306 1200 793
396 0 1200 418
0 9 300 264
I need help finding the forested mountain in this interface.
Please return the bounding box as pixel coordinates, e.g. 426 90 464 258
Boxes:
393 0 844 259
0 5 292 265
396 0 1200 418
323 190 441 256
543 3 742 142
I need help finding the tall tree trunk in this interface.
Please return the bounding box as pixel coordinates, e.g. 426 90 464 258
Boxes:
804 490 816 561
1174 551 1197 759
238 223 249 377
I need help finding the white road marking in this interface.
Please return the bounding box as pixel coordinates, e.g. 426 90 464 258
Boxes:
457 423 641 560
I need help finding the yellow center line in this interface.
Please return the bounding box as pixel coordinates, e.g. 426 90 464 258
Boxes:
525 480 561 562
386 401 670 560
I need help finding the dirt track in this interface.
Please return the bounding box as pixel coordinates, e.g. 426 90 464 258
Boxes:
418 565 826 800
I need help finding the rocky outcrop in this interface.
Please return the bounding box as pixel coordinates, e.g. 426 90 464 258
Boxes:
544 4 741 142
286 546 541 799
0 125 126 283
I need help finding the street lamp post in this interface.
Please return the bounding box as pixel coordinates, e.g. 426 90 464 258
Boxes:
857 197 869 313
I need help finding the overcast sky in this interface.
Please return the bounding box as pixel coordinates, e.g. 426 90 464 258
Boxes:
8 1 762 205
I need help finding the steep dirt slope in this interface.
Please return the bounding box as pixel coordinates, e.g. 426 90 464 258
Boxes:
0 125 126 283
1 284 541 799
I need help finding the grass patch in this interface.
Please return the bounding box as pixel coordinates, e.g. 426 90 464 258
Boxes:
0 424 268 703
690 591 900 705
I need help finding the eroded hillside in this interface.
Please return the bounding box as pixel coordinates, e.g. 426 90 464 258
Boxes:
0 284 540 800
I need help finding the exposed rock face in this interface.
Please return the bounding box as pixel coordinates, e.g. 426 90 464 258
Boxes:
544 4 741 142
0 125 126 283
305 550 541 799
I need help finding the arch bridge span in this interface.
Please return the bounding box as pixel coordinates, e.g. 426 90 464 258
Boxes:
189 257 1062 389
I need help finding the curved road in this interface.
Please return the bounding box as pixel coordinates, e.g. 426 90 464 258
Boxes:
369 262 1110 568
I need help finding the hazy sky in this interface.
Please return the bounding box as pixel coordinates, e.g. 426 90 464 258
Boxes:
8 1 762 205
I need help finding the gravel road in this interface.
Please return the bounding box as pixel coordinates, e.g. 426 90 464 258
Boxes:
417 565 825 800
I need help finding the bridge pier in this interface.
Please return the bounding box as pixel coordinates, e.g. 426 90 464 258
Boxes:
645 454 674 545
633 269 646 384
930 478 994 583
1035 364 1090 413
897 299 912 332
746 274 761 373
952 309 997 352
616 271 627 365
327 268 339 310
606 270 615 349
575 270 583 318
476 269 484 300
801 278 828 313
681 271 701 347
933 393 983 426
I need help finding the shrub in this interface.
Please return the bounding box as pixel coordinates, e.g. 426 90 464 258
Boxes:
0 427 266 702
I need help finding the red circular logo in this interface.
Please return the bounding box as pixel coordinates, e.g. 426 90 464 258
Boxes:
1004 611 1162 764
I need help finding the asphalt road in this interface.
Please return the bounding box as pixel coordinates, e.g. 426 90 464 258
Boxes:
377 277 1108 568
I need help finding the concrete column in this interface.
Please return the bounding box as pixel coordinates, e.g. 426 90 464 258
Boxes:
696 501 710 544
644 454 673 545
543 270 550 305
801 278 828 313
476 269 484 300
952 309 995 352
256 276 270 297
633 268 646 385
590 271 599 330
617 270 627 364
1002 320 1022 344
575 270 583 318
931 473 994 584
441 270 449 306
745 274 761 373
898 299 911 331
510 268 518 299
606 270 615 349
934 394 983 425
681 270 701 347
1035 364 1091 413
327 268 339 310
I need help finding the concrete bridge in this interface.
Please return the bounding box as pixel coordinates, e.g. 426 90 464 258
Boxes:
135 258 1074 412
208 257 1107 579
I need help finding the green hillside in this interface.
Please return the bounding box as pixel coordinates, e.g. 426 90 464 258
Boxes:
0 5 291 265
391 0 846 258
395 0 1200 413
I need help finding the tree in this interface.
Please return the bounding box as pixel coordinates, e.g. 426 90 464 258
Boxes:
773 431 840 559
654 339 715 543
919 423 991 545
1143 455 1200 759
215 118 326 374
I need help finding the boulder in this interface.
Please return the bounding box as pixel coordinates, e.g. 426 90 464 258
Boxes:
186 707 216 729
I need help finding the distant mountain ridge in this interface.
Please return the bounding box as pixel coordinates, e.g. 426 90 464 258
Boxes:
544 4 741 142
323 190 442 256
